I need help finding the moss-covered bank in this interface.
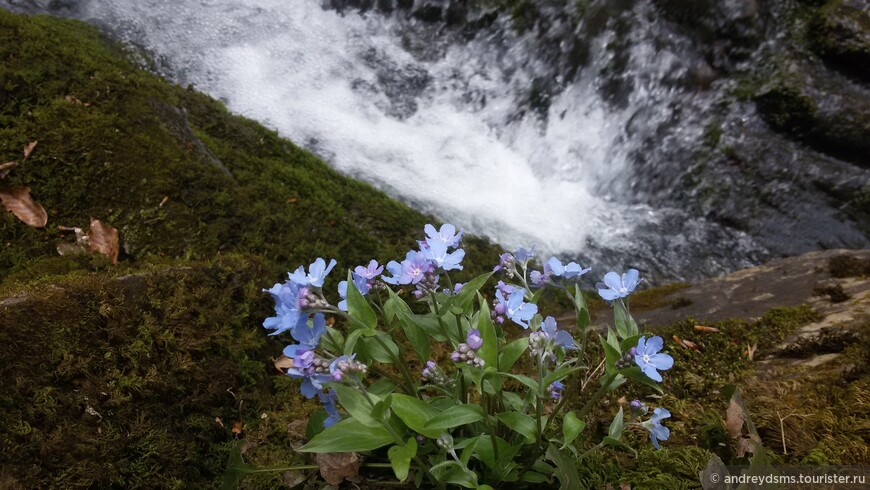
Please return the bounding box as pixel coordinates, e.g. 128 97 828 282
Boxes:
0 10 498 284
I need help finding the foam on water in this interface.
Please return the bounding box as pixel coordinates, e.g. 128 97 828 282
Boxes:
62 0 657 252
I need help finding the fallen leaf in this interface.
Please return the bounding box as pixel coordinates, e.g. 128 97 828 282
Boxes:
274 354 294 373
0 187 48 227
694 325 720 333
725 397 744 440
681 339 701 351
0 161 17 179
232 421 244 437
316 452 360 485
87 218 119 264
23 140 37 160
159 196 169 207
287 197 298 203
215 417 224 428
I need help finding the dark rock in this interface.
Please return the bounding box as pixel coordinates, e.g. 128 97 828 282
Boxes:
809 0 870 82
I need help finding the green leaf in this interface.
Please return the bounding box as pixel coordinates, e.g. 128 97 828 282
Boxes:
521 471 550 483
344 327 374 355
447 272 493 313
387 438 417 481
371 395 393 423
546 444 580 489
424 404 485 431
221 443 256 490
618 366 664 394
479 366 502 395
391 394 442 439
332 384 381 428
347 271 377 329
361 333 400 364
496 412 537 443
619 334 643 353
498 337 529 372
543 365 582 387
499 373 538 392
561 411 586 448
429 461 478 488
475 293 499 369
368 378 398 396
387 288 430 362
613 300 638 339
298 417 393 452
574 284 590 331
608 406 624 440
402 312 448 342
600 334 621 373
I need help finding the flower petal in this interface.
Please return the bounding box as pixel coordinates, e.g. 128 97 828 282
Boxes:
602 271 623 291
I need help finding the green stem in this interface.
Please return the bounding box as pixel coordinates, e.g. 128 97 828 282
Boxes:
429 293 454 344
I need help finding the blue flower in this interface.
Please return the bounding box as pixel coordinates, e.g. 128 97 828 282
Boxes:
282 313 327 356
596 269 641 301
288 258 338 288
423 223 463 248
466 329 483 350
262 281 305 336
496 288 538 329
641 408 671 449
548 381 565 400
541 316 577 350
634 336 674 382
338 274 370 311
354 260 384 280
493 252 514 273
422 239 465 271
514 245 535 263
319 390 341 428
382 251 433 285
546 257 591 279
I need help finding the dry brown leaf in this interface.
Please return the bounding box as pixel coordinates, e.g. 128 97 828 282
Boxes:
0 187 48 227
23 140 37 160
0 161 17 179
694 325 720 333
231 421 244 437
214 417 224 428
274 354 294 373
620 484 632 490
316 452 360 485
725 398 744 440
159 196 169 208
87 218 119 264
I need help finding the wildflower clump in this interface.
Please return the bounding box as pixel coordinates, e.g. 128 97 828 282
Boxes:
258 224 675 487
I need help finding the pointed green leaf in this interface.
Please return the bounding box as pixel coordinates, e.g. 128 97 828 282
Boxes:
361 333 400 364
475 293 498 369
608 406 625 440
388 438 417 481
391 394 442 439
298 417 393 452
424 404 485 431
496 412 537 443
447 272 493 312
347 271 377 329
618 366 664 394
600 334 621 373
499 373 538 392
221 443 256 490
498 337 529 372
332 384 381 428
385 289 430 361
561 411 586 448
574 285 590 331
546 444 580 489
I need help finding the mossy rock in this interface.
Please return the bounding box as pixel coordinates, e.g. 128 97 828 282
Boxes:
809 0 870 82
0 10 500 283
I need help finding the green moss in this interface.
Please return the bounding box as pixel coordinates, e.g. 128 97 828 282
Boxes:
0 256 299 487
0 10 500 284
753 81 817 136
808 0 870 81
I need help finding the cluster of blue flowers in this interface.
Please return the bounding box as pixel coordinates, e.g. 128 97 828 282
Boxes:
263 223 675 449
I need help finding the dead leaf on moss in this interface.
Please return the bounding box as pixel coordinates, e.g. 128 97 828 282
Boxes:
0 187 48 227
23 140 37 160
694 325 720 333
232 421 244 437
274 354 294 373
725 398 744 439
0 161 17 179
87 219 119 264
316 452 360 485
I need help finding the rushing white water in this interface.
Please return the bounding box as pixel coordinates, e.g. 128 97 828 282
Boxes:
61 0 662 252
6 0 766 276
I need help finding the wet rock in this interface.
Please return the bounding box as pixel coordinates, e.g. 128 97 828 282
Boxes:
809 0 870 82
